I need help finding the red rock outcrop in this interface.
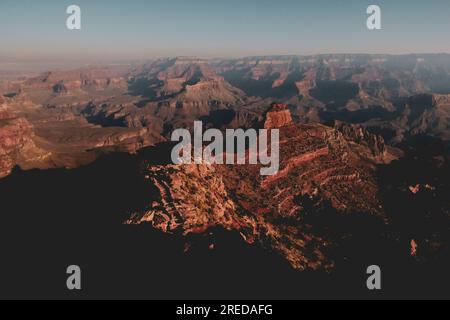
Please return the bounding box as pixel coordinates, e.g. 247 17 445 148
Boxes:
0 95 164 179
0 98 10 120
0 114 43 178
332 120 389 161
295 69 317 98
127 107 394 271
136 58 246 113
264 103 293 128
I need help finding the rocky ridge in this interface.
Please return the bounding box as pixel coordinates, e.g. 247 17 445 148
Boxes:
0 100 49 178
127 105 397 271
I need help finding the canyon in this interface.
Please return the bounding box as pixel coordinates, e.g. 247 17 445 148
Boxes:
1 54 449 178
1 54 449 274
0 55 449 298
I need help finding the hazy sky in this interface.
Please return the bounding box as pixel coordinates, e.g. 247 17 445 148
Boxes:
1 0 450 62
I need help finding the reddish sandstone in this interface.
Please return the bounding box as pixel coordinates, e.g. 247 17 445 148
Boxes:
264 103 293 129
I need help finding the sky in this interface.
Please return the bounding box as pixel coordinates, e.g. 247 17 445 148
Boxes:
1 0 450 63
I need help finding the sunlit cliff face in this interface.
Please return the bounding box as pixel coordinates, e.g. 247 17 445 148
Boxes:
127 105 398 271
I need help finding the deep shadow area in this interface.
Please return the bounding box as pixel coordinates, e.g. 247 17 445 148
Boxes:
3 92 19 98
0 139 448 299
82 102 128 128
0 148 344 299
199 109 236 128
374 135 450 298
222 69 303 99
319 105 397 124
127 77 160 100
310 80 360 110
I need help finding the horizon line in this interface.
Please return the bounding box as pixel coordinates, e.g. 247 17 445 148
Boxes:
2 52 450 64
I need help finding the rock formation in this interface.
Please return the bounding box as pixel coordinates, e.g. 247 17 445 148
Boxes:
332 120 391 162
368 93 450 143
127 106 396 271
0 110 47 178
0 94 162 178
264 103 294 128
24 67 129 92
2 54 450 180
